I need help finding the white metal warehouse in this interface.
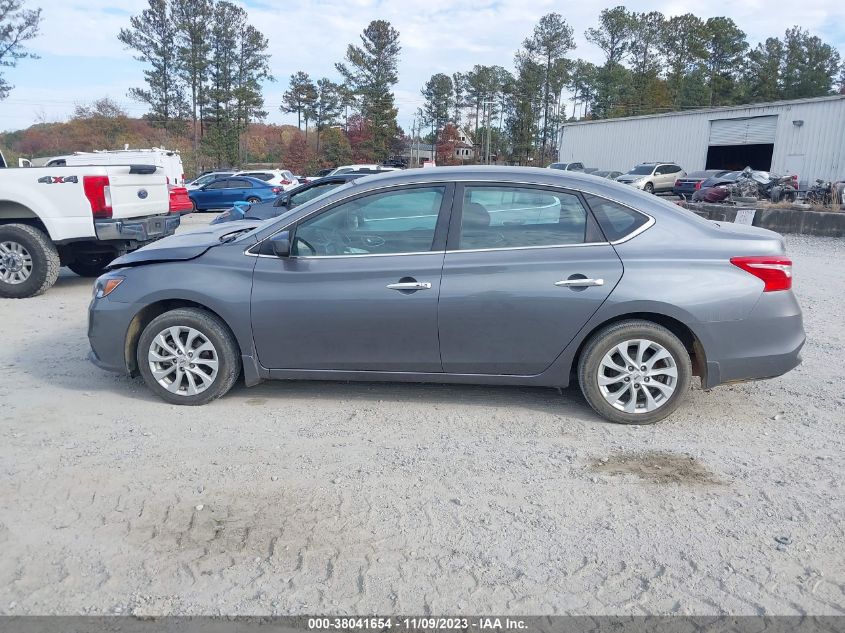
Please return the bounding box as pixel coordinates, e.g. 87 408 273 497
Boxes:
558 95 845 186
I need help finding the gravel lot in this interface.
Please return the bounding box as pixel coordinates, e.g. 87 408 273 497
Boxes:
0 216 842 616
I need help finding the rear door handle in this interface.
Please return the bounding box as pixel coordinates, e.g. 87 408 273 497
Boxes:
554 278 604 287
387 282 432 290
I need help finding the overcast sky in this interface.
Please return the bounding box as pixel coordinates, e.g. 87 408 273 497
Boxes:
1 0 843 134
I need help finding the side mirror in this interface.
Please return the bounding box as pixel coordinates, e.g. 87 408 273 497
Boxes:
275 195 289 208
270 231 291 258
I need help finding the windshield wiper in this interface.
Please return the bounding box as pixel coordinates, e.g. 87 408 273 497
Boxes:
219 228 253 243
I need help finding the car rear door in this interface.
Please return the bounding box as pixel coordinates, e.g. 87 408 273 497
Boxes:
250 183 454 372
437 183 623 376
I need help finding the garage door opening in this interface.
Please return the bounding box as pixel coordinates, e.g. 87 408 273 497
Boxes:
705 143 774 171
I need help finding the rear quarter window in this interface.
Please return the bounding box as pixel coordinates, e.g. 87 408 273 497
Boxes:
584 194 650 242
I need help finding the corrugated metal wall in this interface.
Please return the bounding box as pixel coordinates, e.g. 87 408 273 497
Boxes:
559 97 845 184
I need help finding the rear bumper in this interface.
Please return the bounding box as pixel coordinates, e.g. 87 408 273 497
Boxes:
701 291 805 389
94 213 180 243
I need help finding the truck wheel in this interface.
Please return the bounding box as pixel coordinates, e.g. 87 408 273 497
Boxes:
0 223 60 299
67 254 115 278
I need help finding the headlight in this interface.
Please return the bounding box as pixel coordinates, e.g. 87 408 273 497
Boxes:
94 275 125 298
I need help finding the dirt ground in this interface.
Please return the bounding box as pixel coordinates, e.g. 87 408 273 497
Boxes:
0 217 842 616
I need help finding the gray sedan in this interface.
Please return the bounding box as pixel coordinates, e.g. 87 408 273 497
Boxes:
88 167 804 424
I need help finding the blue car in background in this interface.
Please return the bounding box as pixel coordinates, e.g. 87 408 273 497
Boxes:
188 176 282 211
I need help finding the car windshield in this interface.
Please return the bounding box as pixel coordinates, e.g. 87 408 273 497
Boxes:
627 165 655 175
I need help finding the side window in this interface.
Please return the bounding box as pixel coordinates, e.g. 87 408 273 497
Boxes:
293 186 445 257
457 186 587 250
584 194 650 242
232 179 252 188
290 182 341 207
204 179 229 190
670 165 682 174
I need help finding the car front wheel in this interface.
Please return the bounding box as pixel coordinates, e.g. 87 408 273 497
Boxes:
577 319 691 425
137 308 241 405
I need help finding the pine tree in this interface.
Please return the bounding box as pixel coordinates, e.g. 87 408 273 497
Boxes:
118 0 187 135
524 13 575 162
282 71 317 131
421 73 453 135
0 0 42 100
336 20 401 160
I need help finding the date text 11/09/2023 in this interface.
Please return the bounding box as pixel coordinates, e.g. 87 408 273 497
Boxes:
308 618 528 630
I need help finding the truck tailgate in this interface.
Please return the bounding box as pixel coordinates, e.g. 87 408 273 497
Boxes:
106 165 169 219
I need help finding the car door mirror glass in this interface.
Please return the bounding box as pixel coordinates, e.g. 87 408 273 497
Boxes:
270 231 291 257
275 196 289 208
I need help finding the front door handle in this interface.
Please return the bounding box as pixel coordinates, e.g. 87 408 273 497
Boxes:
554 278 604 287
387 281 432 291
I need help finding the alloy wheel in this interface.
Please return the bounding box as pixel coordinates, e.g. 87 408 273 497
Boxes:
597 338 678 414
148 326 219 396
0 240 33 285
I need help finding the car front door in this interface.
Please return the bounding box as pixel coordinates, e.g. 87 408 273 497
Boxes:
192 179 230 209
250 184 453 372
438 184 624 376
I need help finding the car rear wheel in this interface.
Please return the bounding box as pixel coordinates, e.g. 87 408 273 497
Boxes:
246 196 261 204
137 308 241 405
577 320 691 425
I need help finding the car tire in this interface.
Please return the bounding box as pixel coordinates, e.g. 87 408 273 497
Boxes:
67 253 115 278
246 197 261 204
577 319 692 425
644 182 655 194
137 308 241 406
0 223 60 299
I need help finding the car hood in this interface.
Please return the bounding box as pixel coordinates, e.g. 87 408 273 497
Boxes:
108 220 263 268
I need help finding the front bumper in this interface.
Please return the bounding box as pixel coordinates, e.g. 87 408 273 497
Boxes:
88 295 139 374
95 214 180 244
618 179 645 189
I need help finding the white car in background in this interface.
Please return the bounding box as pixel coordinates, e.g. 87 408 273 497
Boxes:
327 164 402 176
186 171 235 190
234 169 299 190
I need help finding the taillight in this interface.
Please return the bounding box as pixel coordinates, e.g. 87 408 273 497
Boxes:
675 180 681 187
280 179 291 185
83 175 112 218
730 256 792 292
271 186 282 194
695 181 702 190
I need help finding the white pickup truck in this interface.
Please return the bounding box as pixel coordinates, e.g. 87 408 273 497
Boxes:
0 150 179 298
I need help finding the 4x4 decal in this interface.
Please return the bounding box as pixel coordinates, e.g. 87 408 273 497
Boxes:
38 175 78 184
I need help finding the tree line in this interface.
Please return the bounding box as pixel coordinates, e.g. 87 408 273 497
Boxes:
418 8 845 166
117 0 271 172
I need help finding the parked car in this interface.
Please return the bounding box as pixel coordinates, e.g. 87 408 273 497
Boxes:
673 170 732 198
89 166 804 425
0 151 178 297
186 171 234 190
616 162 685 194
233 169 298 190
210 174 367 224
169 187 194 214
548 162 584 171
327 164 401 176
187 176 282 211
592 170 623 180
